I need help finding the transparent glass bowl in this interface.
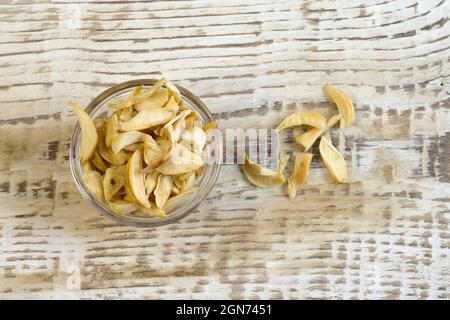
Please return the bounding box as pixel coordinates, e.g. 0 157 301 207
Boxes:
69 79 222 227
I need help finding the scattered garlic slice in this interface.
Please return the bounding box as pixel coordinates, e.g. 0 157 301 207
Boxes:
324 84 355 128
319 136 348 183
71 101 98 163
287 153 313 199
276 111 327 131
295 114 342 151
242 153 289 188
154 174 173 208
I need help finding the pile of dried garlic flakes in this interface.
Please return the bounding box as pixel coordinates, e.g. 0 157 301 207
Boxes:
242 84 355 199
71 78 216 217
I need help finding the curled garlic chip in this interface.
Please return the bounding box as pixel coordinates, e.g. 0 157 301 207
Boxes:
242 153 289 188
119 107 134 122
143 135 169 169
164 187 198 211
119 108 175 131
127 148 152 208
103 165 126 202
324 84 354 128
156 143 204 175
82 163 104 202
180 126 207 155
91 148 107 173
276 111 327 131
287 153 313 199
108 86 142 111
123 142 143 152
105 113 119 148
162 96 179 113
145 171 159 198
134 88 169 112
138 206 166 218
111 131 148 154
319 136 348 183
295 114 342 151
133 77 166 105
109 200 138 215
164 80 181 104
154 174 173 208
71 101 98 163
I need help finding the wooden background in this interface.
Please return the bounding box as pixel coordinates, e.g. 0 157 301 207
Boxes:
0 0 449 299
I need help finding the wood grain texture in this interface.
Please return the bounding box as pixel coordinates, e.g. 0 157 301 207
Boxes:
0 0 449 299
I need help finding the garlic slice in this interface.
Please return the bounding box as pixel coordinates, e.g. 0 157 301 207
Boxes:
133 77 166 105
109 200 138 215
126 148 152 208
319 136 348 183
91 148 107 173
287 153 313 199
156 143 204 175
82 162 104 202
123 142 144 152
70 101 98 163
105 113 119 148
276 111 327 131
111 131 148 154
143 135 169 169
103 165 126 202
180 126 207 155
138 206 166 218
134 88 169 112
154 174 173 209
162 96 180 113
164 80 181 104
145 171 159 198
119 108 175 131
163 187 198 212
324 84 355 128
242 153 289 188
295 114 342 151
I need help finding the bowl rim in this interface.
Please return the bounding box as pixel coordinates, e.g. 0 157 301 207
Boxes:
69 79 222 227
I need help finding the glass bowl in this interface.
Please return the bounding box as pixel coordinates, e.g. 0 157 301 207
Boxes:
69 79 222 227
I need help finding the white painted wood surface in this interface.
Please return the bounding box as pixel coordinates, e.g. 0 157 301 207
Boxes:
0 0 449 299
